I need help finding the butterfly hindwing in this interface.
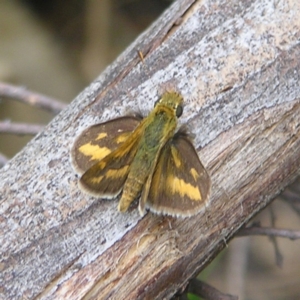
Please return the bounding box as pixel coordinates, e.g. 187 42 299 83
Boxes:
142 133 211 217
71 116 141 174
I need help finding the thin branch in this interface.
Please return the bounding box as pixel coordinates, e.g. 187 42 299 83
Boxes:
0 153 8 168
269 205 283 267
281 188 300 204
0 121 44 135
280 179 300 215
187 279 238 300
0 82 67 114
237 225 300 240
225 239 249 298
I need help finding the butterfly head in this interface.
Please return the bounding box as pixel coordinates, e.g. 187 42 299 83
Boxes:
154 92 184 118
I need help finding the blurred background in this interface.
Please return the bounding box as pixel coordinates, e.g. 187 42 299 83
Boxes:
0 0 171 158
0 1 299 300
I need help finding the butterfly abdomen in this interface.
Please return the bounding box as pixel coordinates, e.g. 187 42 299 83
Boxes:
117 173 146 212
117 110 176 212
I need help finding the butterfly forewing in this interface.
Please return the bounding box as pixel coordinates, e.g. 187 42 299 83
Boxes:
144 133 211 217
78 121 144 198
71 117 141 174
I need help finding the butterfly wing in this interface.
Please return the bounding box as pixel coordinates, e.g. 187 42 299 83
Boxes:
79 128 143 198
140 133 211 217
71 116 141 174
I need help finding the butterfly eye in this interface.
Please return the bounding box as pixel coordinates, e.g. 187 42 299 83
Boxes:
176 104 183 117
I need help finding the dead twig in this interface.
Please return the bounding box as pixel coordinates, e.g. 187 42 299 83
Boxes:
237 225 300 240
268 206 283 267
187 279 239 300
0 121 44 135
280 179 300 215
0 153 8 168
0 82 66 114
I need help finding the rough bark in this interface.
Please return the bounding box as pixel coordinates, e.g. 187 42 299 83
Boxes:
1 0 300 299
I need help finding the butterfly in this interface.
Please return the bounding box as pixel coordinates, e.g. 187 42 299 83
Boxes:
71 92 210 217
